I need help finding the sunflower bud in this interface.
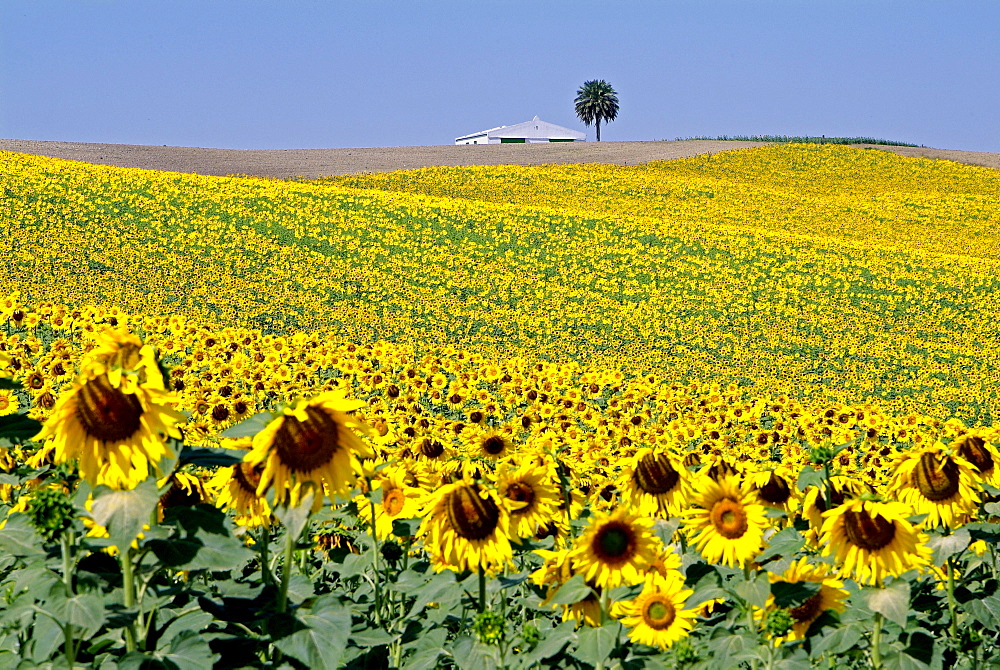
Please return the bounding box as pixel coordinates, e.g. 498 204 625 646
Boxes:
27 488 75 542
472 611 505 645
764 608 795 638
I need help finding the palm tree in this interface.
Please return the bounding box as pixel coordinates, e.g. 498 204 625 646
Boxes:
574 79 619 142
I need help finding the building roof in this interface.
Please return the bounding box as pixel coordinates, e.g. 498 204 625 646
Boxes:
455 116 586 142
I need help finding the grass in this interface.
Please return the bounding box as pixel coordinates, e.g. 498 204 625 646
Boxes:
676 134 921 147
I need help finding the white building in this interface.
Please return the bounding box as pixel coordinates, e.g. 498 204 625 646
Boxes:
455 116 586 145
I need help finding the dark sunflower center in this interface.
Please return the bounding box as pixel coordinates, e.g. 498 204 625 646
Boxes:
75 374 144 443
505 481 535 509
234 462 264 494
842 509 896 551
633 453 680 495
273 406 341 473
642 596 677 630
758 473 791 505
446 485 500 540
707 461 736 481
914 452 960 502
160 480 202 509
419 438 445 458
482 435 506 455
593 521 636 563
957 436 993 474
211 405 230 422
382 488 405 516
789 592 823 622
710 498 749 539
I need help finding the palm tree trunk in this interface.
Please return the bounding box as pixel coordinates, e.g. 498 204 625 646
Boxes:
596 118 601 142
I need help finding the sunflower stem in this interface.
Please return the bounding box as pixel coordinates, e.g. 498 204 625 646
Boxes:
478 564 487 613
368 494 383 626
277 524 295 614
121 547 138 653
871 612 884 669
946 556 959 639
823 460 834 512
259 526 272 586
743 563 759 670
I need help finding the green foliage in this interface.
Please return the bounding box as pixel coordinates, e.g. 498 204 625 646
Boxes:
676 135 921 147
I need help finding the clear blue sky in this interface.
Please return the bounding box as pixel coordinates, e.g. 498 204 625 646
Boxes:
2 1 998 151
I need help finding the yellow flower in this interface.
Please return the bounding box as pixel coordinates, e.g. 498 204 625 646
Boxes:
33 333 183 490
758 557 848 645
355 465 424 539
684 476 767 568
619 448 690 518
887 443 979 529
418 480 513 574
495 459 562 542
570 508 662 589
245 392 373 512
820 498 930 586
618 571 696 650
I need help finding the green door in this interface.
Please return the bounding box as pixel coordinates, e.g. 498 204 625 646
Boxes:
500 138 525 144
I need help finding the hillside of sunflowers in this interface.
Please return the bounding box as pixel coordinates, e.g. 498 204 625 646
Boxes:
1 143 1000 668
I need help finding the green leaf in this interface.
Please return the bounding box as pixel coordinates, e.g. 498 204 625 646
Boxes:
547 574 594 606
451 635 500 670
407 570 459 615
273 595 351 670
274 487 315 540
148 504 253 571
574 623 621 666
926 527 970 566
866 581 911 627
0 378 21 390
771 580 821 608
403 628 448 670
161 629 219 670
392 517 421 538
0 414 42 441
796 466 825 492
43 586 106 638
963 593 1000 627
177 446 245 468
757 526 805 562
809 622 864 658
219 411 273 438
880 648 931 670
735 570 770 609
89 480 160 550
0 515 47 559
525 622 576 662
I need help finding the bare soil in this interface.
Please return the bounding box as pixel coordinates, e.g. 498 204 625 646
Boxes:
1 138 998 179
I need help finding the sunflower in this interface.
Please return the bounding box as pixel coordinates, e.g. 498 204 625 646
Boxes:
33 336 184 490
419 479 513 574
158 471 208 516
355 465 424 539
951 431 1000 487
532 548 602 626
617 571 696 650
758 557 848 645
746 464 800 515
887 443 980 528
0 389 18 417
619 448 690 518
570 508 662 589
495 459 562 542
210 460 272 528
820 498 931 586
245 392 373 512
684 475 767 568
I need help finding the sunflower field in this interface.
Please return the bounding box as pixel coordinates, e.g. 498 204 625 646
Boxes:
1 144 1000 669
